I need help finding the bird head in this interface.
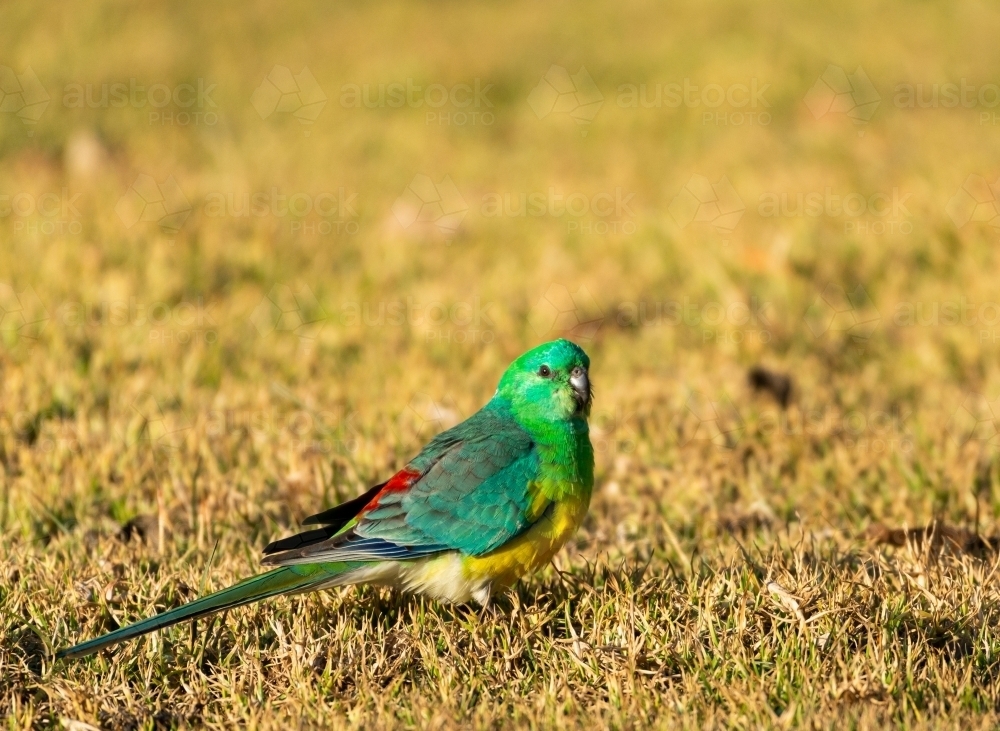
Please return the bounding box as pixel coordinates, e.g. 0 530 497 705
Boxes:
496 339 592 424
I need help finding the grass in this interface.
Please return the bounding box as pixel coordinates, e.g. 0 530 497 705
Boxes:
4 0 1000 727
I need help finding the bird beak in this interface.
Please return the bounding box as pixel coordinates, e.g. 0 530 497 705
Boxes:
570 367 590 414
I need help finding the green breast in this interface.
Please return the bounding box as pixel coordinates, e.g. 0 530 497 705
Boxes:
533 419 594 503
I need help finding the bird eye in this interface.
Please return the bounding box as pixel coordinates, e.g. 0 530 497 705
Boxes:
538 365 552 378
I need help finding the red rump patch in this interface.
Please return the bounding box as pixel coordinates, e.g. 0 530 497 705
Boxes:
363 467 421 511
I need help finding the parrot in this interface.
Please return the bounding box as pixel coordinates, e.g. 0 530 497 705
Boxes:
58 338 594 660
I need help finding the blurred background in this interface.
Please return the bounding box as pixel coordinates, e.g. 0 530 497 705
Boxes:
5 0 1000 725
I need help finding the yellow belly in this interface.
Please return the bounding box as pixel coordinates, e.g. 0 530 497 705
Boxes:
383 496 590 605
462 497 590 591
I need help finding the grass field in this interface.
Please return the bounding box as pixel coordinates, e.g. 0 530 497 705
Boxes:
5 0 1000 727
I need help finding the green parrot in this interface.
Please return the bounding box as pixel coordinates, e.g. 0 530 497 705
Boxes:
58 339 594 659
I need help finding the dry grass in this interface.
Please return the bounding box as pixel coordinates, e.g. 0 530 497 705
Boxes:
4 0 1000 727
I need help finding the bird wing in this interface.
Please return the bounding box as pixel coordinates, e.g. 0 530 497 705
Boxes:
262 405 545 566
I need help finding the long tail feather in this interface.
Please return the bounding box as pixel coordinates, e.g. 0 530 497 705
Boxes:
57 562 358 660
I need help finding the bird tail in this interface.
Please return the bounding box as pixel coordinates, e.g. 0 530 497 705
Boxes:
57 562 360 660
